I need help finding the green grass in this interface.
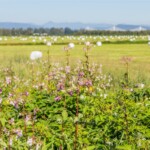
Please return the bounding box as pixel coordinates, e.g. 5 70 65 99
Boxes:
0 43 150 83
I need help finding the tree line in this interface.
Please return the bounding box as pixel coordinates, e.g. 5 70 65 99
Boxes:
0 27 150 36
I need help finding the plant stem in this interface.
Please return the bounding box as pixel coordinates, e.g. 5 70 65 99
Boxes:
66 49 70 66
74 89 79 150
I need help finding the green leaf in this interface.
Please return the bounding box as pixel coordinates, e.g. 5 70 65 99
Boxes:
83 146 96 150
0 139 7 147
0 118 6 127
62 110 68 121
116 145 132 150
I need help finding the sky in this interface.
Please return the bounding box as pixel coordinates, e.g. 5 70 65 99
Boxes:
0 0 149 25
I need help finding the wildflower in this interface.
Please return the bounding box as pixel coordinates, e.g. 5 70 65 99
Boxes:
55 96 61 101
67 89 73 96
10 100 19 109
78 80 84 86
0 88 2 94
36 143 42 150
104 94 107 99
9 118 14 125
63 46 69 51
13 129 23 138
17 130 23 137
80 95 85 100
78 72 84 78
8 93 13 98
65 66 70 74
135 83 145 89
89 87 93 92
57 83 64 91
30 51 42 60
22 92 29 96
85 80 92 87
6 77 11 85
121 56 132 64
25 115 31 124
9 138 13 146
27 137 33 146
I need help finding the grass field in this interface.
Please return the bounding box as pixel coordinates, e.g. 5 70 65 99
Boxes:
0 42 150 83
1 36 150 149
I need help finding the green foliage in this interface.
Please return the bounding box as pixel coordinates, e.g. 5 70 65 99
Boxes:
0 40 150 149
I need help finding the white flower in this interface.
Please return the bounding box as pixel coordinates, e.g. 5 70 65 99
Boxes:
6 77 11 85
27 138 33 146
148 42 150 45
30 51 42 60
104 94 107 99
68 43 75 48
36 143 41 150
139 83 145 89
9 138 13 146
96 41 102 46
80 95 85 100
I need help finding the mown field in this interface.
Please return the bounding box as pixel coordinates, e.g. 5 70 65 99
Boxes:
0 36 150 149
0 42 150 83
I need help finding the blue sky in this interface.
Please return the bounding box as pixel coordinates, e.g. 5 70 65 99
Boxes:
0 0 149 24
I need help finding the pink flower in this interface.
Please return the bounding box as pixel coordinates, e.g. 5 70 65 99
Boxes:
55 96 61 101
65 66 70 74
78 72 84 78
9 118 14 125
13 129 23 138
57 83 64 91
78 80 84 86
6 77 11 85
25 115 31 123
0 88 2 94
10 100 19 109
8 93 13 98
85 80 92 87
67 89 73 96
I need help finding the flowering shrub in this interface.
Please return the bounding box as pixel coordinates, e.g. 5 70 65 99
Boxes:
0 46 150 149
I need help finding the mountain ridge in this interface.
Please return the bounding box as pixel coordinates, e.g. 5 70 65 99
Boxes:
0 21 150 30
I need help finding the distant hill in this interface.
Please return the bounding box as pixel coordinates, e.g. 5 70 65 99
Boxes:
43 21 113 30
117 24 150 30
0 22 38 29
0 21 150 31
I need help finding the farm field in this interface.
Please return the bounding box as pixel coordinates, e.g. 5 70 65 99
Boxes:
0 36 150 149
0 41 150 83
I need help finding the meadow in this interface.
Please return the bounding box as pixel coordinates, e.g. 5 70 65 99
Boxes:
0 38 150 83
0 35 150 149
